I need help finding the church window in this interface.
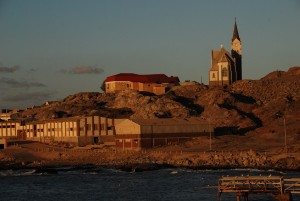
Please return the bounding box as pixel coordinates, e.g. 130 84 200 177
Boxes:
222 67 228 77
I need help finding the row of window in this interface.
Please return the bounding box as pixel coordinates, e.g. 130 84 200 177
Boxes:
0 123 113 133
106 82 132 89
116 139 139 143
85 124 113 131
212 68 228 79
25 128 76 133
0 125 16 129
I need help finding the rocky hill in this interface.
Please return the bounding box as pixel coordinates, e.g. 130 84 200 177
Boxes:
18 67 300 137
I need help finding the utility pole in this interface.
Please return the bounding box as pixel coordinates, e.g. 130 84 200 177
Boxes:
209 121 212 151
284 115 287 153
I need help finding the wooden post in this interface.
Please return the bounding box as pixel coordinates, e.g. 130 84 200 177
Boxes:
236 192 248 201
218 192 222 201
273 193 293 201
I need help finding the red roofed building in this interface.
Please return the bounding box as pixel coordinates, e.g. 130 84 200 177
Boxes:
104 73 180 95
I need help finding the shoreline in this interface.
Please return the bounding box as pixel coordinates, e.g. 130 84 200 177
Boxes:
1 147 300 172
0 162 299 174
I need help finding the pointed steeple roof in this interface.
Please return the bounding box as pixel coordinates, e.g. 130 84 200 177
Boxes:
232 19 240 42
211 47 234 70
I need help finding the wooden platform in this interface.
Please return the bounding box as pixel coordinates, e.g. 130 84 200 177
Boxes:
217 176 300 201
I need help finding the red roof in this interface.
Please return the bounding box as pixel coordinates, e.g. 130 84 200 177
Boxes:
105 73 179 83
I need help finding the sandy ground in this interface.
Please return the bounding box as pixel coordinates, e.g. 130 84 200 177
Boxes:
1 134 300 170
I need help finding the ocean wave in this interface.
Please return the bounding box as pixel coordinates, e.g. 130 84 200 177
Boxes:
0 169 36 177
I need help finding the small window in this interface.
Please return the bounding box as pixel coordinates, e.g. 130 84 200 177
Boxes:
86 124 92 131
100 124 106 130
222 67 228 77
212 73 215 78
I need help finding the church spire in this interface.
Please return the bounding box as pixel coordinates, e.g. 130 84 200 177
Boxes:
232 18 240 42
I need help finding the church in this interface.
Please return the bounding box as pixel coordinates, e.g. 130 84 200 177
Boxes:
209 20 242 87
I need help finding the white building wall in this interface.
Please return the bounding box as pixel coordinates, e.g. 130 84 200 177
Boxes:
115 119 141 135
0 122 22 137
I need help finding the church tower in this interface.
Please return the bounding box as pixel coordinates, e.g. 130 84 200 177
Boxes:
209 19 242 87
231 19 242 81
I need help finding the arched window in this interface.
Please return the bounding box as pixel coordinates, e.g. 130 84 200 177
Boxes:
222 67 228 77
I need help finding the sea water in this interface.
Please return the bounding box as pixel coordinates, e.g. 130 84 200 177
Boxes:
0 168 300 201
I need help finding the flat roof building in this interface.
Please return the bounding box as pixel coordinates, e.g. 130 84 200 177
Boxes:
115 118 213 150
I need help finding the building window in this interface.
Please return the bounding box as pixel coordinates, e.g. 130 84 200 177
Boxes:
86 124 92 131
100 124 106 130
212 73 215 78
222 67 228 77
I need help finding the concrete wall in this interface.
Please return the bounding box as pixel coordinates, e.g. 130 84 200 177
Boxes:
106 81 168 95
115 119 141 135
24 116 116 146
115 119 214 150
0 121 24 138
0 138 7 149
26 120 80 139
106 81 132 93
153 86 165 95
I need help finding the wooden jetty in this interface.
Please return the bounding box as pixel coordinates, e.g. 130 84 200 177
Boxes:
217 176 300 201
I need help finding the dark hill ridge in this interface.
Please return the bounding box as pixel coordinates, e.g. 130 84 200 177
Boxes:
19 67 300 136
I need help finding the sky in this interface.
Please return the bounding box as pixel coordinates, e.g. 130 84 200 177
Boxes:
0 0 300 109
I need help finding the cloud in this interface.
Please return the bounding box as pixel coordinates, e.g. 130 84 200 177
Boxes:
0 77 46 88
0 65 20 73
3 91 54 102
62 65 104 74
28 68 38 73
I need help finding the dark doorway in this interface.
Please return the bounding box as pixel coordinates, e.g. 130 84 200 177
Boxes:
94 137 99 144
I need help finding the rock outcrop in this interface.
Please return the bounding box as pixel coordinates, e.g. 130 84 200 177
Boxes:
17 67 300 137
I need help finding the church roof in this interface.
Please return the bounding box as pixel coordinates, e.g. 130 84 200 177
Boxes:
232 20 240 42
105 73 179 83
211 47 234 70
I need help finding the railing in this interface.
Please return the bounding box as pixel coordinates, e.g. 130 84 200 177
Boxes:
218 176 284 194
284 178 300 194
218 176 300 201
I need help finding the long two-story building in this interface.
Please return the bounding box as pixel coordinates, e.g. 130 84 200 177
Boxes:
0 116 213 150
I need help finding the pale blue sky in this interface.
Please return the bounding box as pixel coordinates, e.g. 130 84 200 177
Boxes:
0 0 300 108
